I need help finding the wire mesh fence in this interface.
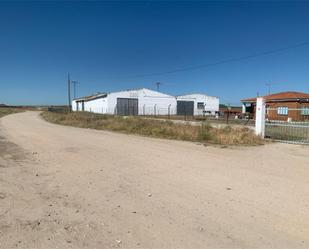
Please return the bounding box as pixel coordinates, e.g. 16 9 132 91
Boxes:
112 104 220 120
265 108 309 144
71 103 256 127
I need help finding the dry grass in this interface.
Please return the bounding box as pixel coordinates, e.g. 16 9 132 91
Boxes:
41 111 263 146
0 107 24 118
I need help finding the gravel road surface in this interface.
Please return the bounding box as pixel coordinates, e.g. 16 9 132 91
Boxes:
0 111 309 249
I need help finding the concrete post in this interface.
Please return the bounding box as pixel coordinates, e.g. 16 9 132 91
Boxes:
255 97 266 138
242 103 246 114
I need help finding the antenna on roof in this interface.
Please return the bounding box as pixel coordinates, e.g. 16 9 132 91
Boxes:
266 83 271 95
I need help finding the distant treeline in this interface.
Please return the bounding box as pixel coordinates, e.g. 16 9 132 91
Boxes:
0 105 67 111
48 106 69 113
0 105 30 109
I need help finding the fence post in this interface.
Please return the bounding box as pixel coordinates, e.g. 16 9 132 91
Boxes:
168 104 171 119
225 105 231 124
255 97 266 138
242 103 246 114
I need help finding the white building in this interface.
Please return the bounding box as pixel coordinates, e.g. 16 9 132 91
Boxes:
72 88 177 116
176 94 219 116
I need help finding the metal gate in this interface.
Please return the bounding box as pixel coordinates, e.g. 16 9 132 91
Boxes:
265 107 309 144
177 101 194 116
265 121 309 144
116 98 138 116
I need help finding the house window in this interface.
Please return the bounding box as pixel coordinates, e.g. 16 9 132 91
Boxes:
277 107 288 116
301 107 309 116
197 102 204 109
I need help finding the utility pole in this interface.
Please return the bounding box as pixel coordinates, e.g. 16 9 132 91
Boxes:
68 73 71 112
156 82 161 91
71 80 80 99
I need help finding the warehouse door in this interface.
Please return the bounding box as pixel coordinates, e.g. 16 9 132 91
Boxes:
117 98 138 116
177 101 194 116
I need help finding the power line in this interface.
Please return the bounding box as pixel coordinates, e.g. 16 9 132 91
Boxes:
84 41 309 80
71 80 80 99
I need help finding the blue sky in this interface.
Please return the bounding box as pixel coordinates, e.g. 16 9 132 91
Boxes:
1 1 309 105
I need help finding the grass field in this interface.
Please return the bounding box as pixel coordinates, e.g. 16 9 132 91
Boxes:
0 107 24 118
41 111 263 145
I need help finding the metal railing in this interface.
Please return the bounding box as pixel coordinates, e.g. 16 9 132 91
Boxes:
265 108 309 144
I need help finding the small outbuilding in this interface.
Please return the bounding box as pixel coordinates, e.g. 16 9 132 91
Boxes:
176 94 219 116
72 88 177 116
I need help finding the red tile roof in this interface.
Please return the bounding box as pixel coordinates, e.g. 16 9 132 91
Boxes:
241 91 309 103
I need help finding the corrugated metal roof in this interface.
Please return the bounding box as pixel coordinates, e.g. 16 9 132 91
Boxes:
73 88 175 101
73 93 107 102
176 93 218 99
109 88 174 97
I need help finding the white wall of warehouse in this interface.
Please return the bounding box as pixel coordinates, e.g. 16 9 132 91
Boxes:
85 98 108 113
72 100 77 111
72 88 177 115
72 89 219 116
72 98 108 113
106 88 177 115
176 94 219 115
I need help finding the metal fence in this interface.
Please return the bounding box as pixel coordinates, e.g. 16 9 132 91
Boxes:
112 105 178 117
76 104 255 126
265 108 309 144
112 103 220 120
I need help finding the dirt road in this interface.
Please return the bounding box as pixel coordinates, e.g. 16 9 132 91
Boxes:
1 111 309 249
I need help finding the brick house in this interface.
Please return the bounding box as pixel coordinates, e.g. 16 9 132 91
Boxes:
241 91 309 121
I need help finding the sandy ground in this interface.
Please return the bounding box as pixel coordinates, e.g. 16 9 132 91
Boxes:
0 111 309 249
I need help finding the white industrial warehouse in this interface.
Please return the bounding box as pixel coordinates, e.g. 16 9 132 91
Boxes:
72 88 219 116
176 94 219 116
